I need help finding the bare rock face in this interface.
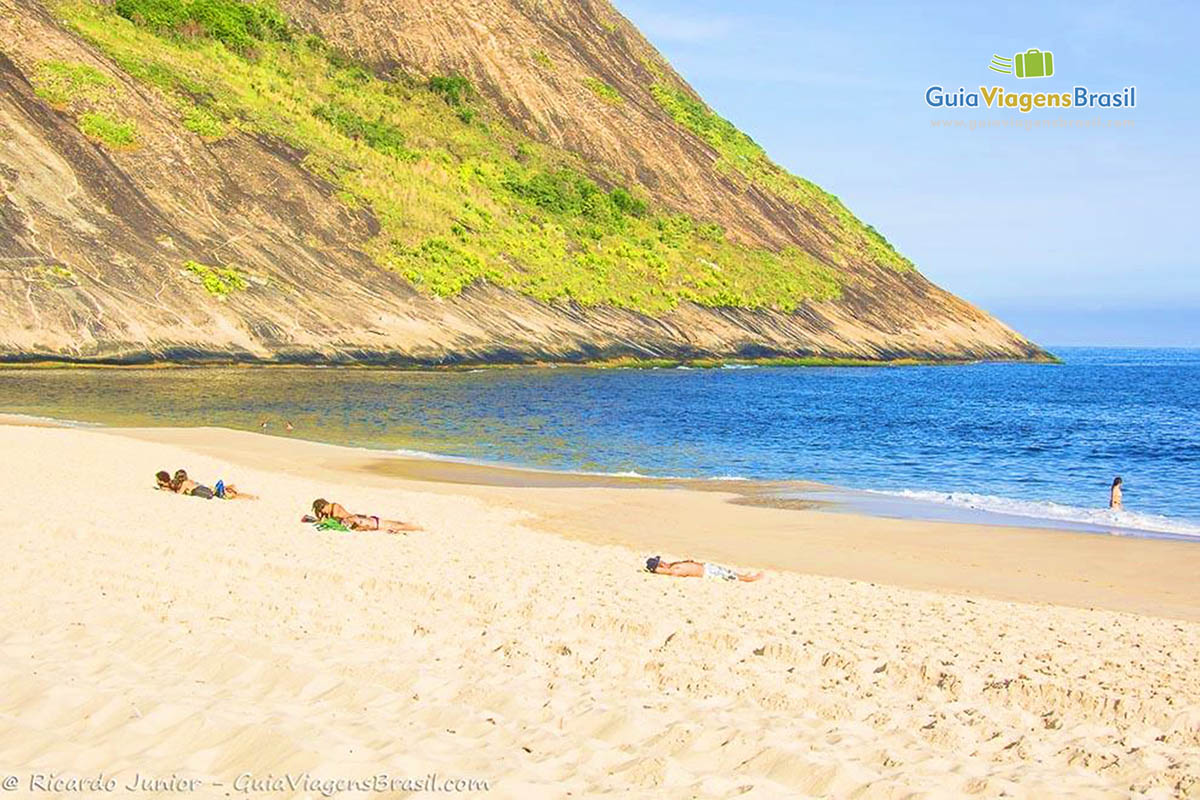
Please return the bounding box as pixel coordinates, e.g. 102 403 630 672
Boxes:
0 0 1046 364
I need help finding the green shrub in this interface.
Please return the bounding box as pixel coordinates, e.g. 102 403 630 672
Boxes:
609 187 646 217
584 77 622 105
113 0 290 52
78 111 138 147
385 238 496 296
183 260 248 295
500 167 641 223
530 50 552 69
650 83 758 166
182 104 224 137
33 264 78 287
312 102 413 158
32 60 111 106
427 73 473 106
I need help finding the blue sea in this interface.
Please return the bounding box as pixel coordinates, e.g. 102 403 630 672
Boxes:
2 347 1198 538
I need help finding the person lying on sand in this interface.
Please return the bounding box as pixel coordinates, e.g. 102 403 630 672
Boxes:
309 498 422 534
155 470 254 500
645 556 763 582
158 468 214 499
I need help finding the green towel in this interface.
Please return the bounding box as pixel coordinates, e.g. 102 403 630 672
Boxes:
314 518 351 532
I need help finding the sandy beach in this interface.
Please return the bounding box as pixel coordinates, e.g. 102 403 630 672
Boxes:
2 419 1199 798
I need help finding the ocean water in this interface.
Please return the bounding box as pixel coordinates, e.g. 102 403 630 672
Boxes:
1 347 1198 537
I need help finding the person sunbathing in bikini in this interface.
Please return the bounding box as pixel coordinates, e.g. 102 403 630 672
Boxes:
310 498 422 534
645 556 763 582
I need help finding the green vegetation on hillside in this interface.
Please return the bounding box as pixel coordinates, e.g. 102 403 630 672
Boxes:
181 103 225 137
31 264 79 288
649 83 913 272
426 72 473 106
426 73 477 123
112 0 290 52
78 110 138 147
31 60 111 105
584 77 622 105
183 260 248 295
31 59 140 148
56 0 847 312
311 102 413 158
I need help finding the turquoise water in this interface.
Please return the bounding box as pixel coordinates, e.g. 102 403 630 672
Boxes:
1 347 1197 537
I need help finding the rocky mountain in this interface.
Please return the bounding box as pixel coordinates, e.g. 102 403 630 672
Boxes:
0 0 1047 364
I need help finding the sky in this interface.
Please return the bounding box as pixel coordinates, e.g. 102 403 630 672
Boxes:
612 0 1199 347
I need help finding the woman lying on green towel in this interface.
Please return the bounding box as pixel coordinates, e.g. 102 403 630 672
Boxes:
306 498 422 534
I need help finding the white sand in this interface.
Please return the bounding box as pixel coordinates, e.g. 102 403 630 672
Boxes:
1 422 1199 798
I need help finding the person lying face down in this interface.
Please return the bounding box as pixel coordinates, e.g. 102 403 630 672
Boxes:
645 556 763 582
155 469 255 500
310 498 423 534
156 468 214 499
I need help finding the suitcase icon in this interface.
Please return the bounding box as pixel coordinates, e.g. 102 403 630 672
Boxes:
1014 48 1054 78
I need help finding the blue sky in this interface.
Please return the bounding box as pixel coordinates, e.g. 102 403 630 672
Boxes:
612 0 1199 346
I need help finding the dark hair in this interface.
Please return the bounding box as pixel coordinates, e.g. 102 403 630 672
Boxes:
645 555 662 573
155 470 171 486
312 498 329 516
1112 476 1123 487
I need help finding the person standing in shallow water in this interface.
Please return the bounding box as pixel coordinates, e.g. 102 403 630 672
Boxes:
1109 476 1123 510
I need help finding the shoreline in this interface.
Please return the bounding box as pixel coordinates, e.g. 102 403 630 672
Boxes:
10 414 1193 622
6 407 1192 540
0 352 1062 369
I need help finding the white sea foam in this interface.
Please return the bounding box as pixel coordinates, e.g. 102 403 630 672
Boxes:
871 489 1200 538
389 449 697 480
390 447 460 461
0 412 103 428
